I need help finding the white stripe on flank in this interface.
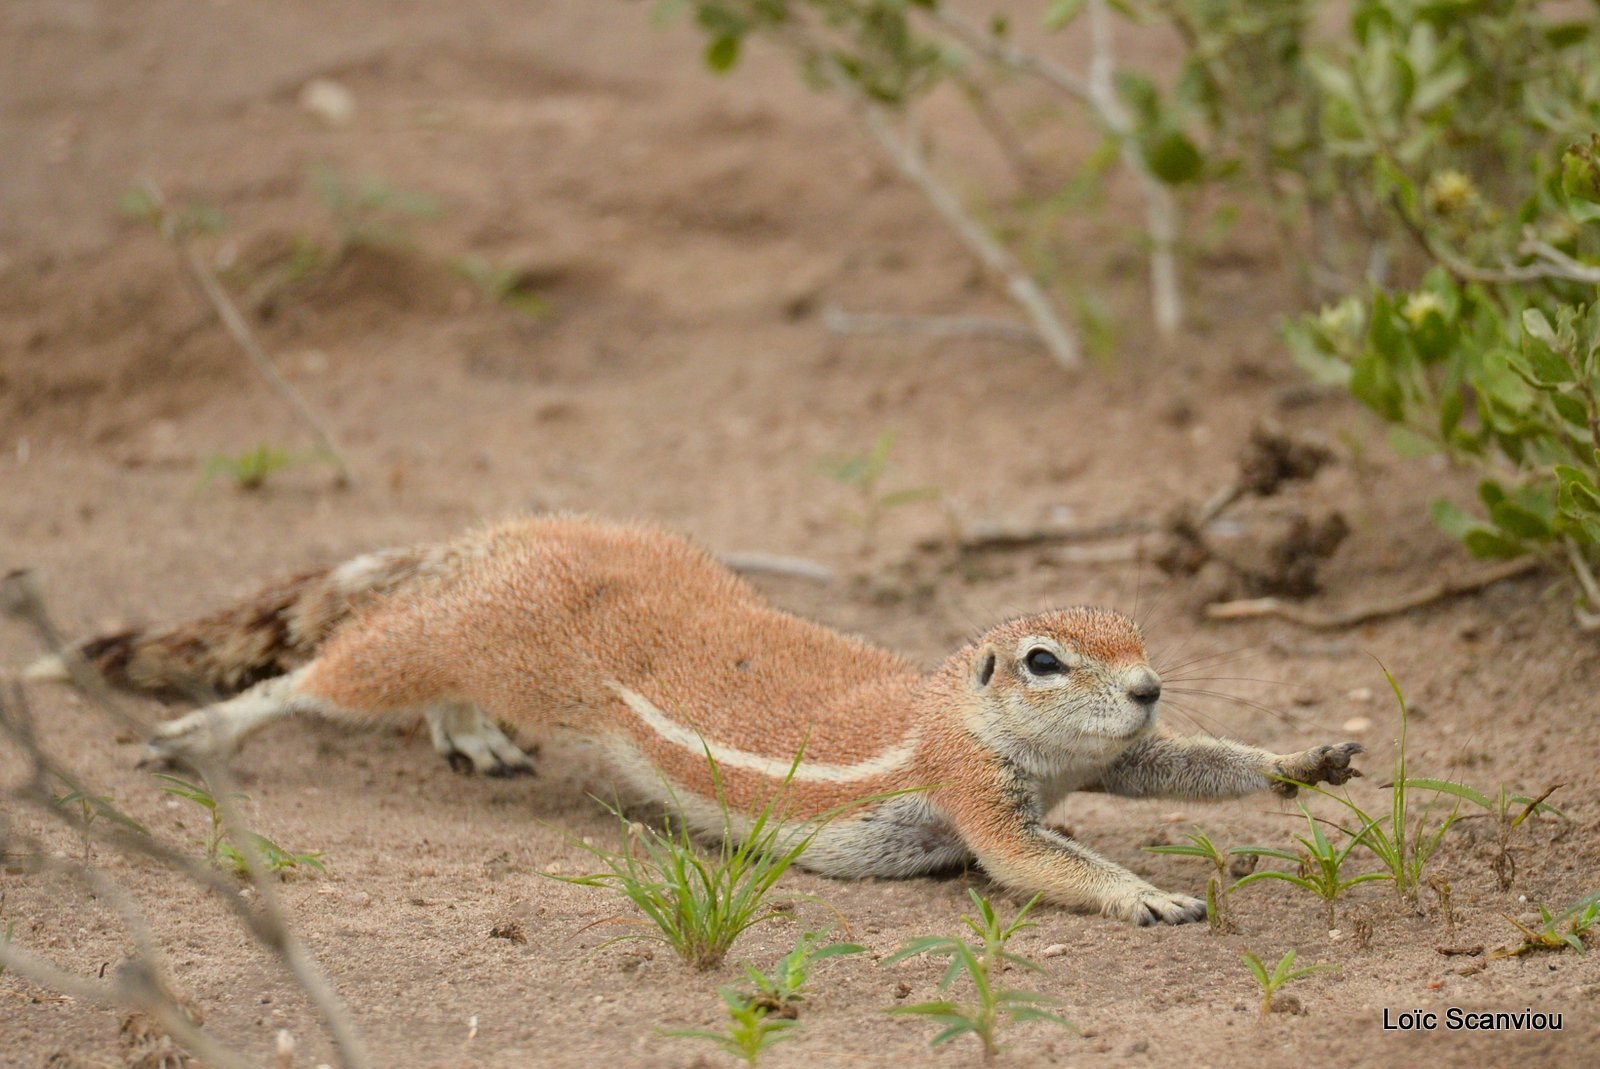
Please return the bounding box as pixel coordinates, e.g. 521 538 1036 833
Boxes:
606 681 916 784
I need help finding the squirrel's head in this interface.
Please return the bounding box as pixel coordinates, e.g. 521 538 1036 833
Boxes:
949 608 1160 773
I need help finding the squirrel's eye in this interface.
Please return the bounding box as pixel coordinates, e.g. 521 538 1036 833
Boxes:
1024 649 1064 676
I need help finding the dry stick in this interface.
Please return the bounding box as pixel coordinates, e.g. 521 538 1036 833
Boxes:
1517 238 1600 285
799 43 1081 370
716 551 835 583
1205 557 1540 629
0 817 258 1069
140 181 354 488
0 691 258 1069
821 308 1044 349
920 517 1154 553
928 3 1183 335
1563 540 1600 632
1 572 374 1069
1393 196 1600 287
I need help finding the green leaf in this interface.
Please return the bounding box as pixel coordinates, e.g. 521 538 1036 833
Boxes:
1401 778 1492 809
1522 309 1559 350
878 487 940 508
1043 0 1087 31
1430 499 1478 541
1461 528 1528 560
1143 129 1204 185
706 35 741 73
1490 499 1552 541
1232 871 1323 894
1350 351 1404 422
1438 389 1464 438
929 1021 978 1047
1387 425 1438 457
891 1000 963 1017
1562 136 1600 204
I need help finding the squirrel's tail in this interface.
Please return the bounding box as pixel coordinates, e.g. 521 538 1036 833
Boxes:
26 545 447 700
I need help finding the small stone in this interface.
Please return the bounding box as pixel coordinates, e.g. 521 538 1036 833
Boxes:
1040 944 1071 959
298 78 355 125
1341 716 1372 733
1347 687 1374 703
1328 929 1343 941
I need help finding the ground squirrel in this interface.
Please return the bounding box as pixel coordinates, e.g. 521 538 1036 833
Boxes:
25 515 1363 925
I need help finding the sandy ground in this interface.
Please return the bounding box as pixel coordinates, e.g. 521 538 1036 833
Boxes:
2 2 1598 1067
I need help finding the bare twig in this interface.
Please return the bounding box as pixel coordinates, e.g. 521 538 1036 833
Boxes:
717 552 834 583
918 517 1155 553
1393 195 1600 286
956 76 1048 193
1564 539 1600 632
1045 541 1146 565
928 3 1183 334
1085 0 1181 335
1205 557 1540 628
0 816 256 1069
1517 238 1600 285
790 37 1081 370
822 308 1043 348
1 572 373 1069
138 180 354 488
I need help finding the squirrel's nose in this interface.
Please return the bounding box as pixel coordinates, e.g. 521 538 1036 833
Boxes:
1127 668 1162 706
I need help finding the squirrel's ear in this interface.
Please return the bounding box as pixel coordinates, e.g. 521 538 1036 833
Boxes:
974 648 997 689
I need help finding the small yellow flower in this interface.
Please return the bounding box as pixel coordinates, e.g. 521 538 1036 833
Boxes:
1317 297 1364 338
1402 292 1447 328
1424 170 1479 215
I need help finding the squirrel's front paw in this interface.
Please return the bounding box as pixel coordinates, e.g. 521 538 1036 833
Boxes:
1272 742 1364 797
1105 885 1208 927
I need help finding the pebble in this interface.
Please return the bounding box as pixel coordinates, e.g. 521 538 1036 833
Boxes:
1341 716 1372 732
299 78 356 125
1347 687 1374 703
1040 944 1071 959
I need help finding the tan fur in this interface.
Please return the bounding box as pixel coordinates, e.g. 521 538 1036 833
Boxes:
33 515 1364 925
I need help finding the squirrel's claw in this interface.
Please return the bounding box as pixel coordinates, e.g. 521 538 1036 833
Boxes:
1272 741 1365 797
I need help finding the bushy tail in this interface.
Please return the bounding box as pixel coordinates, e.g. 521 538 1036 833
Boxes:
26 545 447 700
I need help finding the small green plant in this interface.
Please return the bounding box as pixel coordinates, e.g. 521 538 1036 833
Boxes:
560 747 888 970
51 774 149 863
154 773 324 877
1281 669 1457 905
1232 803 1389 928
1145 828 1241 932
451 255 553 320
312 163 440 255
665 985 798 1066
1401 779 1564 891
816 431 938 555
1241 947 1337 1020
201 444 336 491
739 929 866 1017
883 890 1073 1062
216 833 327 878
1493 892 1600 958
118 186 227 237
